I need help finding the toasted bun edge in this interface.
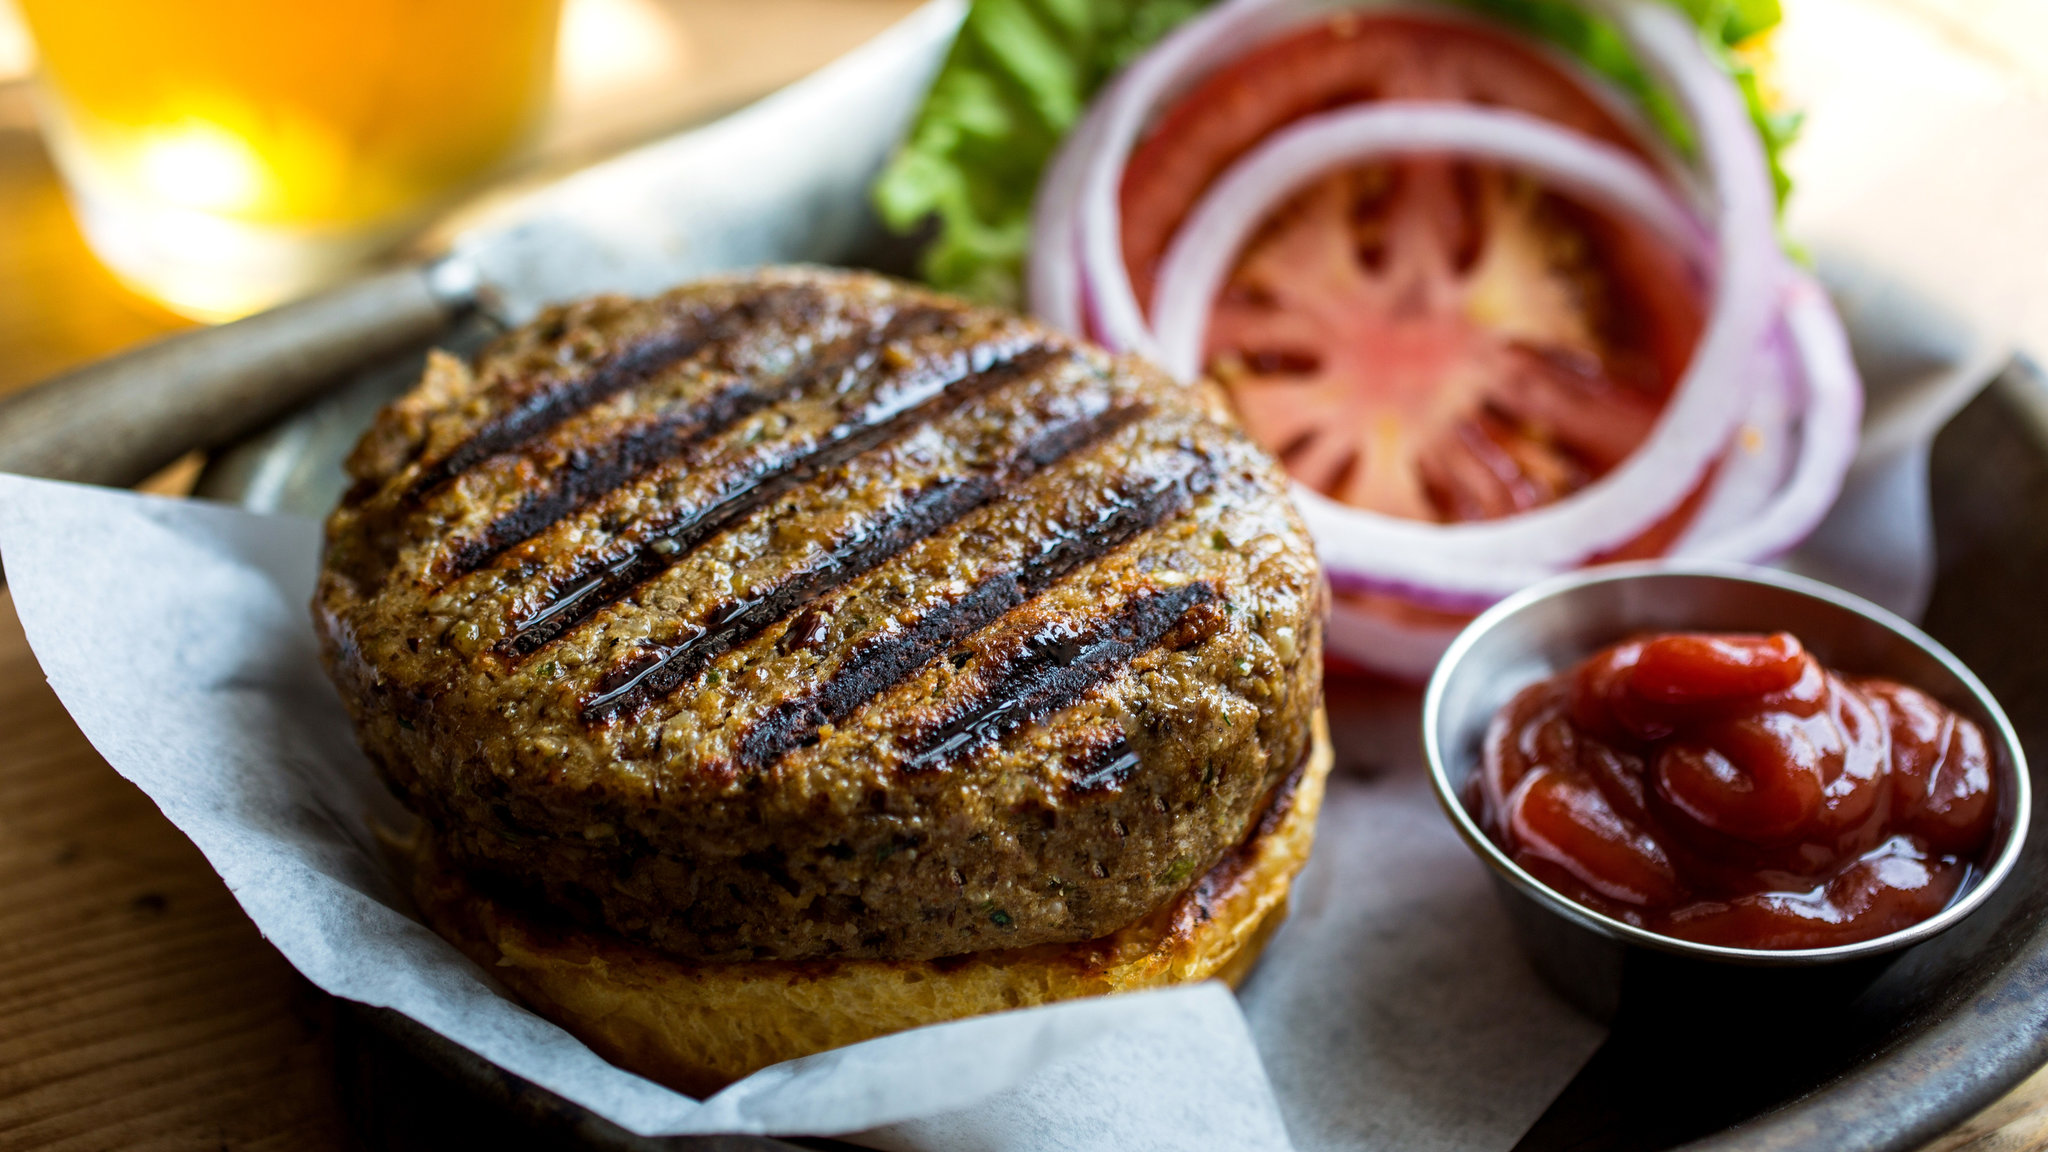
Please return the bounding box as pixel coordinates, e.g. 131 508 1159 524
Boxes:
412 709 1333 1097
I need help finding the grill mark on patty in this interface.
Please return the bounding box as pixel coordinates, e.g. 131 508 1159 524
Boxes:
504 342 1064 659
905 581 1217 770
403 284 828 501
439 304 960 577
580 401 1151 722
439 381 764 576
735 460 1215 771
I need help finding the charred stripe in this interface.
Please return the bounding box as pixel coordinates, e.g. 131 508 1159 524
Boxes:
441 381 764 575
404 284 827 501
906 582 1217 770
1068 739 1144 794
580 401 1149 722
735 460 1214 770
505 342 1064 658
440 303 960 576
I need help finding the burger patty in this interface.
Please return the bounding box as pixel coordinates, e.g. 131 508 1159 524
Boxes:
316 267 1324 963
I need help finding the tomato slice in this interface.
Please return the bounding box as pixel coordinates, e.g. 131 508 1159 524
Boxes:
1121 13 1707 525
1121 13 1651 308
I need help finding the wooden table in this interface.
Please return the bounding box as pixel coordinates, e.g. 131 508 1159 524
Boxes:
0 2 2043 1149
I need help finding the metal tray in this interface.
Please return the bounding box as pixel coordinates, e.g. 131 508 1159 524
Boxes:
196 318 2048 1151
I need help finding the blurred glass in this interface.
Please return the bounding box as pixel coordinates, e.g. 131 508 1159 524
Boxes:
16 0 561 320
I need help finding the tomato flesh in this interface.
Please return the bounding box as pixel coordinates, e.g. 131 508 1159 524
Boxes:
1121 13 1706 525
1121 13 1651 306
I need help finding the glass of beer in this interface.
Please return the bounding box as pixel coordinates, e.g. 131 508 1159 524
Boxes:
17 0 562 320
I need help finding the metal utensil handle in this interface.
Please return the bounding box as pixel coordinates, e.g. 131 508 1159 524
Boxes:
0 264 465 489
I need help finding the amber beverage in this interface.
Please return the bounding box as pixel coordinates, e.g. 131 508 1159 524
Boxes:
19 0 561 319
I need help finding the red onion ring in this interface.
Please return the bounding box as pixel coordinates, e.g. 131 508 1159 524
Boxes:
1036 0 1687 345
1676 272 1862 564
1325 276 1861 678
1055 0 1787 605
1071 0 1327 359
1028 80 1115 336
1136 100 1737 608
1023 0 1863 675
1147 103 1709 382
1326 597 1468 684
1244 87 1770 593
1668 319 1797 550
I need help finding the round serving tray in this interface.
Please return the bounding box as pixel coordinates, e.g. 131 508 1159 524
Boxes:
199 331 2048 1151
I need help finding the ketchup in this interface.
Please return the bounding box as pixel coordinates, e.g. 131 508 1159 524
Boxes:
1470 632 1998 949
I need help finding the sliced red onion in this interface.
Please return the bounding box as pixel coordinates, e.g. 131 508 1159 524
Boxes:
1063 0 1769 355
1232 161 1768 596
1028 82 1114 336
1058 0 1785 605
1038 0 1691 344
1031 0 1860 674
1325 276 1863 679
1668 320 1797 550
1676 273 1863 564
1071 0 1333 358
1148 103 1709 383
1139 100 1744 607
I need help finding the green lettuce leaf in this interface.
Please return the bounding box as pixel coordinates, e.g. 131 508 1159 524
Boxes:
871 0 1211 305
874 0 1795 305
1449 0 1799 203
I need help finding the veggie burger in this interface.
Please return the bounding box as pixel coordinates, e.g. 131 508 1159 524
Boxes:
317 268 1327 1092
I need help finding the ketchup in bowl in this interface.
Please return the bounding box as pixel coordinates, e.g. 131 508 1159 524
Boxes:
1469 631 1998 950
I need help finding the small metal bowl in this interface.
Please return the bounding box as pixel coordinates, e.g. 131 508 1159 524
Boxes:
1422 561 2032 1019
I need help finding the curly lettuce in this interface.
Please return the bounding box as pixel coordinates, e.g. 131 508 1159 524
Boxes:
873 0 1796 305
871 0 1211 306
1450 0 1799 202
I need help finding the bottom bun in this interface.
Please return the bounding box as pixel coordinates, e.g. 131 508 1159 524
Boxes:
411 710 1332 1097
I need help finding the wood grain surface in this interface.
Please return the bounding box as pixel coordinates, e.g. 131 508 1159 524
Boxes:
0 591 346 1152
0 0 2043 1148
